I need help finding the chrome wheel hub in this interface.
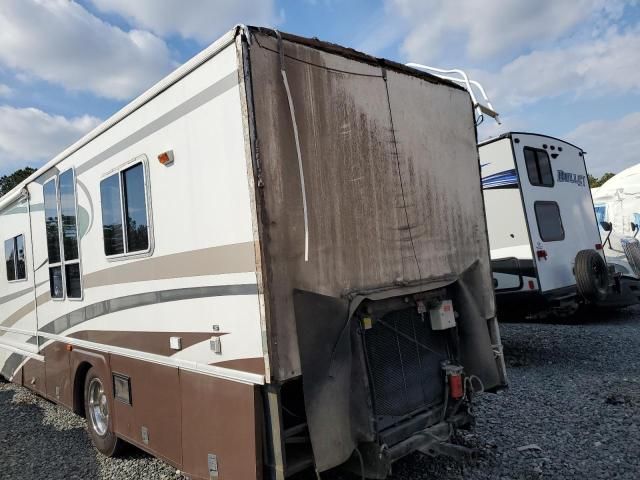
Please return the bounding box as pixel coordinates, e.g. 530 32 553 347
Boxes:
88 378 109 436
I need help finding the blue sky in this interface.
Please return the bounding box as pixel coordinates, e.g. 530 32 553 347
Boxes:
0 0 638 177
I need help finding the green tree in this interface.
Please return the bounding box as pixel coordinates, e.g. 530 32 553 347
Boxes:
0 167 36 197
588 172 616 188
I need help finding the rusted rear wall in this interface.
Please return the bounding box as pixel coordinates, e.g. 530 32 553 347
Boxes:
248 32 494 381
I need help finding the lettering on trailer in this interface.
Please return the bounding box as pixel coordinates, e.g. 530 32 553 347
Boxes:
557 170 587 187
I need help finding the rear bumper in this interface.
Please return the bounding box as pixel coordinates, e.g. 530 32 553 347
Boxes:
343 410 474 479
595 275 640 308
496 285 578 317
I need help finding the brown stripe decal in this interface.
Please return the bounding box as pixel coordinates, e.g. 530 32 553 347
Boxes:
211 357 265 376
3 282 256 333
39 284 258 335
68 330 218 356
0 285 34 305
1 302 36 330
0 352 24 379
1 243 256 328
1 291 49 330
84 243 257 289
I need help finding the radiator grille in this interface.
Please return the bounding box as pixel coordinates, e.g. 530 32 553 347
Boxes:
363 307 449 430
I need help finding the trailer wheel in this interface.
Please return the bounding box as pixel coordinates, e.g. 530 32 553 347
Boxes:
574 249 609 302
84 367 124 456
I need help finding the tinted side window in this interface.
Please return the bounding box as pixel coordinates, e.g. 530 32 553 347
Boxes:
100 161 150 256
43 171 83 299
123 163 149 253
5 235 27 282
44 179 64 298
43 179 61 264
535 201 565 241
59 169 79 262
15 234 25 280
100 173 125 256
524 147 554 187
4 238 15 281
59 169 82 299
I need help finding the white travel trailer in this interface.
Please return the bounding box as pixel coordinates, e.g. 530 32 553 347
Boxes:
479 133 626 316
592 164 640 305
0 27 507 479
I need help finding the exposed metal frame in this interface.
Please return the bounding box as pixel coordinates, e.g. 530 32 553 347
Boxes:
405 63 501 124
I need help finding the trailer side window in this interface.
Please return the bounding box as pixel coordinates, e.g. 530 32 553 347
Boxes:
43 170 83 299
100 161 150 257
4 235 26 282
535 201 565 242
524 147 554 187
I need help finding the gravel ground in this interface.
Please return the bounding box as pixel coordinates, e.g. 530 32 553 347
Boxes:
0 382 180 479
2 307 639 479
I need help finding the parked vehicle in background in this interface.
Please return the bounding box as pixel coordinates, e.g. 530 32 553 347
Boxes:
0 26 507 479
478 133 619 317
402 65 620 318
592 164 640 307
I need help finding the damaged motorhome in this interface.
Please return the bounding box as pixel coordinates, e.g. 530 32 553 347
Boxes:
0 26 506 479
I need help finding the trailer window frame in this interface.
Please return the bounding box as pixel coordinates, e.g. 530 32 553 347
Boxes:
534 201 565 242
100 155 154 261
524 147 554 187
4 234 27 283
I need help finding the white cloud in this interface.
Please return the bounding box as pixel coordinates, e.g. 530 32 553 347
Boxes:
480 27 640 107
566 112 640 176
0 106 100 174
89 0 278 44
0 0 174 100
390 0 626 63
0 84 11 97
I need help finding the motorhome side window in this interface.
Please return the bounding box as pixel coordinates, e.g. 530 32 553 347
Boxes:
100 162 150 257
535 201 565 242
4 235 26 282
43 170 83 299
524 147 554 187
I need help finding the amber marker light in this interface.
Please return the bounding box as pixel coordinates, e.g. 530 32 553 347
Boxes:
158 150 174 165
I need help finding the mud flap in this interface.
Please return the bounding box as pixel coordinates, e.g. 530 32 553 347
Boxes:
293 290 372 472
453 262 506 391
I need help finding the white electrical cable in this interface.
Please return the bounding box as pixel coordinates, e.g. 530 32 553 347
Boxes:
276 30 310 262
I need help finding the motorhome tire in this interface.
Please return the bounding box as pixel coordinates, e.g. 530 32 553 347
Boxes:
84 368 124 457
574 249 609 302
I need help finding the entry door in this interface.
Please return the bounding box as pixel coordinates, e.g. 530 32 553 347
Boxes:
513 134 602 293
0 196 39 378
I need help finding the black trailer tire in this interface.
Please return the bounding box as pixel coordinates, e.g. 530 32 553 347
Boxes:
84 367 124 457
574 249 609 302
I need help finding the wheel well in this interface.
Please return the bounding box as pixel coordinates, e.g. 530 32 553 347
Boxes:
73 361 92 417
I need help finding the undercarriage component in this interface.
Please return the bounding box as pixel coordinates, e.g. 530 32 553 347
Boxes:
341 411 475 479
